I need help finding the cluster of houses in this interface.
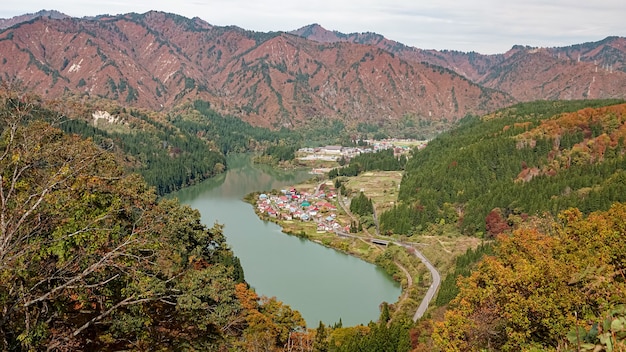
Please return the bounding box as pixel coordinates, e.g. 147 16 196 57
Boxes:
363 138 427 153
256 185 350 234
297 139 425 163
297 146 353 162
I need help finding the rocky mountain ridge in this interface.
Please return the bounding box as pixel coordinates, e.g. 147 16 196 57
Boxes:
292 24 626 102
0 10 624 129
0 9 68 30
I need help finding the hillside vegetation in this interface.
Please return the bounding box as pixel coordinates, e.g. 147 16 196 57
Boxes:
0 90 309 351
434 204 626 351
6 92 228 195
381 99 626 236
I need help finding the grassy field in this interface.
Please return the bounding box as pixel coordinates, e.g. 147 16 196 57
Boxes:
343 171 403 215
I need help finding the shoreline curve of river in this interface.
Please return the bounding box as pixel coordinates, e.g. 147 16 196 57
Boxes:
172 154 401 327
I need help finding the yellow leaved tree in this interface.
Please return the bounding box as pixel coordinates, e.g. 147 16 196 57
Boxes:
434 204 626 351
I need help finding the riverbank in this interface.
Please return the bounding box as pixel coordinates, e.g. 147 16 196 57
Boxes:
246 170 483 322
246 175 429 321
244 186 383 264
176 154 402 326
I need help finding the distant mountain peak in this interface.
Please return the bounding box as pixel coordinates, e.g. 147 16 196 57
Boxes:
0 10 625 130
290 23 394 50
295 23 325 31
27 9 68 19
0 9 69 30
290 23 336 42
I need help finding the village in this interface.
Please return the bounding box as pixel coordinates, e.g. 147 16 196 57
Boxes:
256 139 429 235
296 138 427 173
256 183 351 234
297 138 426 162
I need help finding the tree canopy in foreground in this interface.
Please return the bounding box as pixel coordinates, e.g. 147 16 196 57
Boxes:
0 90 308 350
434 204 626 351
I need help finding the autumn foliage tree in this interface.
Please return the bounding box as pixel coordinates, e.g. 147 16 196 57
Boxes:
484 208 511 238
434 204 626 351
234 283 307 351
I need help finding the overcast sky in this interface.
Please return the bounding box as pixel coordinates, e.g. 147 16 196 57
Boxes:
2 0 624 54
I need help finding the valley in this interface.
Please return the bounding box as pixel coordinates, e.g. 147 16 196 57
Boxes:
1 8 626 351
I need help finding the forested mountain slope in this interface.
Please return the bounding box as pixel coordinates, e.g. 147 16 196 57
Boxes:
380 99 626 236
0 89 307 351
0 89 228 195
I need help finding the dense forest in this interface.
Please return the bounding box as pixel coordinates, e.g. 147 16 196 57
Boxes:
434 204 626 351
17 95 230 196
60 116 226 195
380 99 626 236
0 90 307 350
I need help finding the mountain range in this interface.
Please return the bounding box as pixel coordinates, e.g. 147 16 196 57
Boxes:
1 10 625 129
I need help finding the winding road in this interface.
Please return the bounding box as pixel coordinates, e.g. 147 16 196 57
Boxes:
336 191 441 321
399 243 441 321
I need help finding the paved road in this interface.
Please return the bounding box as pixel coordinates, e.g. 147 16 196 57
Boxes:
367 194 440 320
399 243 441 321
335 192 441 321
334 230 442 321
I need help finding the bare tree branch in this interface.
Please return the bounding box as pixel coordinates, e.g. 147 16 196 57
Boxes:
23 235 138 308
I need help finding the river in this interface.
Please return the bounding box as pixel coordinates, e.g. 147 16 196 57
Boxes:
172 154 401 327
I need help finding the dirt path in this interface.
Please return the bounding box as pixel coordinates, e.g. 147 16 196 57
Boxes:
394 261 412 304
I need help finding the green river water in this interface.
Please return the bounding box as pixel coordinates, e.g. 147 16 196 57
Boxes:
173 154 401 327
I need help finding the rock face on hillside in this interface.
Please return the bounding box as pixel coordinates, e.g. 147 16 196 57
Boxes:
1 11 625 129
477 46 626 101
0 11 509 128
293 24 626 103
